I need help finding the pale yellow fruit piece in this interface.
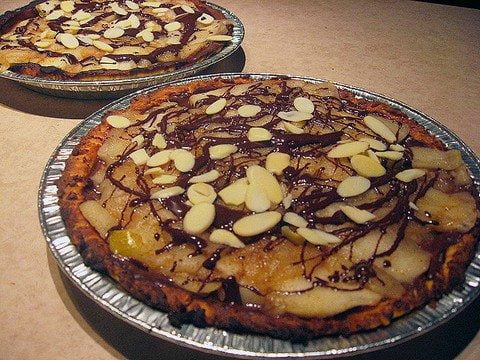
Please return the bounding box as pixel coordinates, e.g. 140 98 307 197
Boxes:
337 176 371 197
247 127 272 142
327 141 369 158
246 165 283 205
339 205 376 224
233 212 282 237
277 110 313 122
183 203 215 235
129 148 149 165
187 183 217 204
350 154 386 177
283 212 308 228
293 97 315 114
363 115 396 143
375 150 403 161
266 286 381 318
206 98 227 115
296 227 341 245
359 137 387 151
218 179 248 206
189 170 220 183
209 229 245 248
79 200 117 238
147 149 172 167
238 104 261 117
152 174 177 184
97 136 130 164
209 144 238 160
415 188 477 233
106 115 131 128
411 147 463 170
152 133 167 149
170 149 195 172
395 169 426 182
245 183 271 212
265 152 290 175
150 186 184 199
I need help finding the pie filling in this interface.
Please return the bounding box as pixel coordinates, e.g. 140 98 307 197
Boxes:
59 77 479 334
0 0 232 79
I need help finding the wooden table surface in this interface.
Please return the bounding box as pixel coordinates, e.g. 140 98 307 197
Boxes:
1 1 479 359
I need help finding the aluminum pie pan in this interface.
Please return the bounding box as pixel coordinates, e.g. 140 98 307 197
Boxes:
0 2 244 100
38 73 480 358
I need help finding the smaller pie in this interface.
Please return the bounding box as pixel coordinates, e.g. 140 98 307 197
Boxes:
0 0 233 80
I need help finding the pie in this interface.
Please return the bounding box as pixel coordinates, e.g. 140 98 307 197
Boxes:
57 76 479 340
0 0 233 80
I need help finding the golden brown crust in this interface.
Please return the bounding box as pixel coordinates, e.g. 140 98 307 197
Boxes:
57 77 479 340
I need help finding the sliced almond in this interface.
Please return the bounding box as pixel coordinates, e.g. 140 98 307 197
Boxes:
111 2 128 16
45 10 64 21
266 152 290 175
189 170 220 183
129 148 149 165
150 186 184 199
359 137 387 151
170 149 195 172
60 1 75 13
218 180 248 206
282 193 293 209
283 121 304 134
238 104 261 117
141 1 162 7
165 21 182 32
87 34 101 40
337 176 371 198
246 165 283 205
57 33 79 49
144 167 164 176
209 229 245 248
375 151 403 161
180 4 195 13
350 154 386 177
327 141 369 158
115 19 132 29
34 40 52 48
183 203 215 235
106 115 130 128
339 205 376 224
125 1 140 10
409 201 419 210
207 35 233 41
206 98 227 115
128 14 140 28
152 174 177 185
131 134 145 147
72 10 91 22
367 149 380 163
209 144 238 160
197 13 214 26
395 169 426 183
297 227 341 246
389 144 405 151
281 226 305 245
104 27 125 39
293 97 315 114
187 183 217 204
247 127 272 142
147 149 173 167
277 111 313 122
283 212 308 228
152 133 167 149
76 34 93 45
233 211 282 237
245 184 271 212
136 29 154 42
364 115 396 143
152 7 169 14
93 40 114 52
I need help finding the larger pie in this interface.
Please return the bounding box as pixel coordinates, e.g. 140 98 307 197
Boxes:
0 0 233 80
57 76 479 340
